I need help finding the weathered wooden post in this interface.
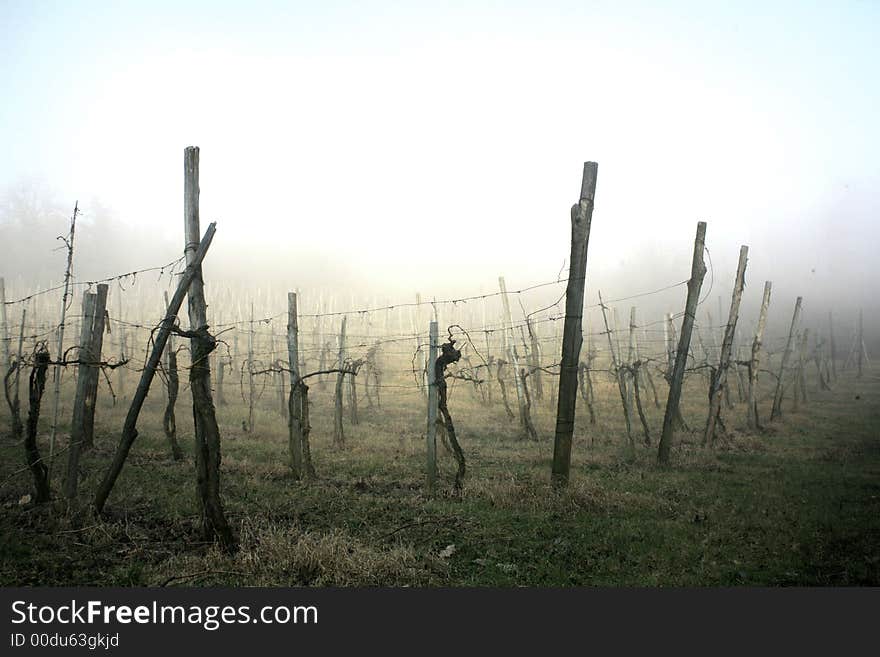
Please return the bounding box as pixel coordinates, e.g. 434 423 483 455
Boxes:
181 146 235 552
499 276 527 427
793 328 810 409
94 221 217 513
770 296 803 421
857 308 864 379
333 316 347 448
658 221 707 465
828 311 837 382
747 281 772 431
599 293 633 446
426 321 439 489
48 203 78 479
551 161 597 487
247 302 255 433
0 277 9 377
287 292 304 478
703 245 748 445
162 290 183 460
63 291 96 500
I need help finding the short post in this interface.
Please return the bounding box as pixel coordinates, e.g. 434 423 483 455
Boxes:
551 161 597 487
770 296 803 421
658 221 707 465
426 321 439 489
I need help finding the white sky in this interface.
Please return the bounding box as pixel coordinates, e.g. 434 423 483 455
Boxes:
2 1 878 324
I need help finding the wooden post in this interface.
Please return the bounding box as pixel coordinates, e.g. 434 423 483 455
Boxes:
287 292 304 478
551 161 597 487
658 222 707 465
162 290 183 460
794 328 810 409
94 221 217 513
599 293 633 446
857 308 864 379
0 277 9 377
426 321 438 489
181 146 235 552
770 296 803 421
747 281 772 431
247 302 255 433
703 245 748 445
333 316 347 447
48 203 78 479
499 276 527 427
61 284 109 488
828 311 837 382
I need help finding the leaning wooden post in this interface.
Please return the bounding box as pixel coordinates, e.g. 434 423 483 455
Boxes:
287 292 304 478
426 321 439 489
181 146 235 552
703 245 748 446
551 161 596 487
333 316 347 448
793 328 810 410
94 221 217 513
658 221 707 465
770 296 802 421
747 281 772 431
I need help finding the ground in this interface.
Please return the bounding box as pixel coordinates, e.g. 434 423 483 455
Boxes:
1 362 878 586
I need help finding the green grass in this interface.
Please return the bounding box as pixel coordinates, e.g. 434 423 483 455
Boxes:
1 364 878 586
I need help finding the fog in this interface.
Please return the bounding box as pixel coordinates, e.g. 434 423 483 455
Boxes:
2 1 878 345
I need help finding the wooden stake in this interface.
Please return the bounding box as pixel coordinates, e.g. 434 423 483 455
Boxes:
828 311 837 382
499 276 527 428
551 161 597 486
770 296 803 421
599 293 633 446
426 321 438 488
658 222 707 465
747 281 772 431
287 292 304 479
181 146 235 552
333 316 347 447
94 221 217 512
703 245 748 446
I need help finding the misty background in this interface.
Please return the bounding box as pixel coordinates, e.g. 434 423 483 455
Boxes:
2 1 877 342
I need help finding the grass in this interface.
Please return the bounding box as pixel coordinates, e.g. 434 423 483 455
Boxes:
1 361 878 586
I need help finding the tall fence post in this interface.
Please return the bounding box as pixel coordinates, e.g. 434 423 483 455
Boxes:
770 296 803 421
703 245 748 445
551 161 597 487
426 321 438 489
183 146 235 553
658 221 707 465
747 281 772 430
